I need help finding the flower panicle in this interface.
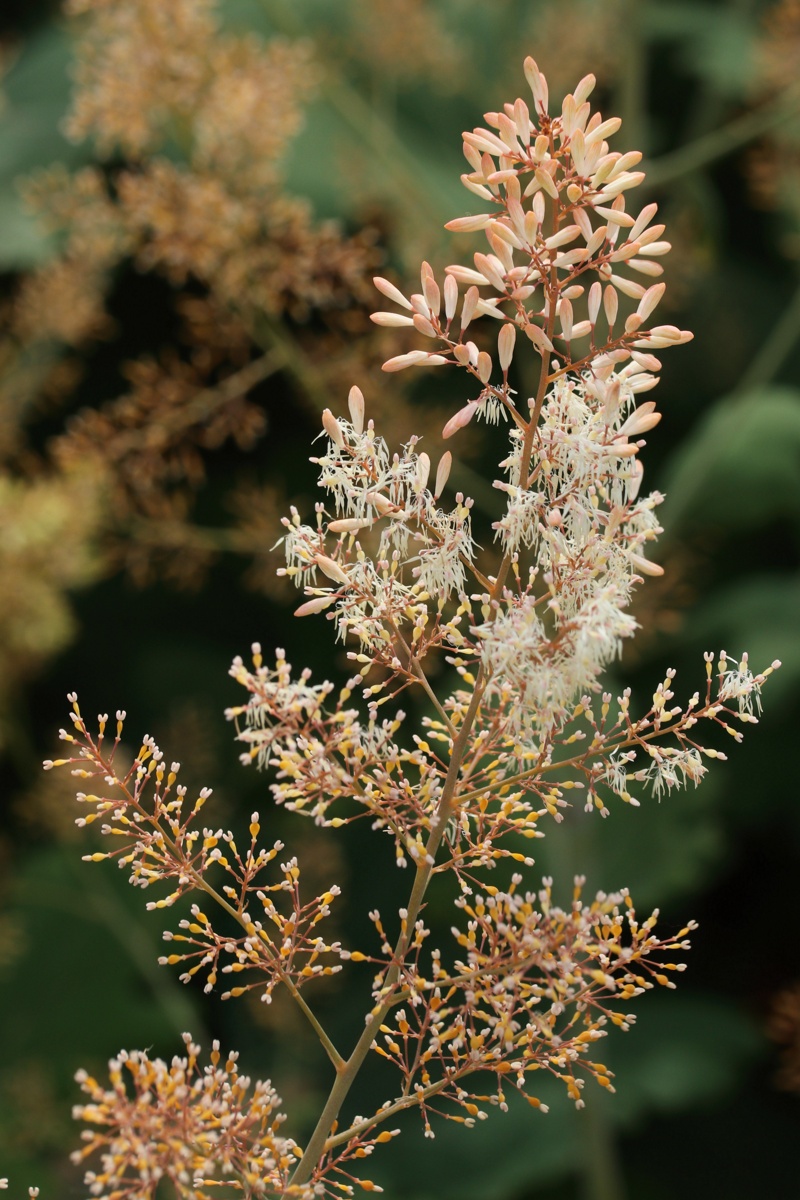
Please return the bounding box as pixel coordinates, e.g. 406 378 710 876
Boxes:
51 57 781 1198
43 697 348 1003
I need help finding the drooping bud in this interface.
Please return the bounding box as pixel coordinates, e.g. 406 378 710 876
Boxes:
442 401 478 439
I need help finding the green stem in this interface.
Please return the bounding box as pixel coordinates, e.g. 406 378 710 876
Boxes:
581 1102 627 1200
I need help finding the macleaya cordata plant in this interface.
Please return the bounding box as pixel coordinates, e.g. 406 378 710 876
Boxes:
36 59 780 1199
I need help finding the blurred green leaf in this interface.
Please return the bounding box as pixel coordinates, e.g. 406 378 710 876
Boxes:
690 573 800 700
608 993 763 1117
555 775 725 911
660 386 800 531
644 1 758 95
0 846 201 1071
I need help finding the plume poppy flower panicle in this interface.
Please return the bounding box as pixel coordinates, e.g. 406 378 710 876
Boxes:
40 58 779 1200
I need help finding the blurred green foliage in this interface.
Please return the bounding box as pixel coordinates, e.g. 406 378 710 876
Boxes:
1 1 799 1197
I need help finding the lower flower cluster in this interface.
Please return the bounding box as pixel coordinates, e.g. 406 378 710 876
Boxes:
71 1035 311 1200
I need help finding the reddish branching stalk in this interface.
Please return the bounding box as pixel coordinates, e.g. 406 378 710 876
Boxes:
43 59 779 1200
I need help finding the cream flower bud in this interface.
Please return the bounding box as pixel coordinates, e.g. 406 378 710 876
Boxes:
588 282 602 324
444 274 459 321
322 409 344 448
523 56 548 112
524 322 555 354
382 351 448 372
370 312 415 327
328 518 371 533
442 401 478 439
366 491 402 517
315 555 350 585
460 285 480 331
630 552 664 577
574 72 596 105
630 202 659 241
422 268 441 315
474 252 507 292
348 385 365 433
618 402 661 438
415 452 431 493
534 167 559 200
559 298 573 341
603 284 618 327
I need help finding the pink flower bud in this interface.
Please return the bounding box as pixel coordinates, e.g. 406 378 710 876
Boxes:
442 401 478 439
445 213 494 232
295 595 336 617
498 322 517 372
435 451 452 497
373 276 412 310
460 286 480 331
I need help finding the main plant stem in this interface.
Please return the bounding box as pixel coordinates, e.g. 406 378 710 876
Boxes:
289 305 555 1188
288 668 488 1186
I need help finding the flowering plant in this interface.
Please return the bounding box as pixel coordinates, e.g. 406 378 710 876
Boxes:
39 57 779 1199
